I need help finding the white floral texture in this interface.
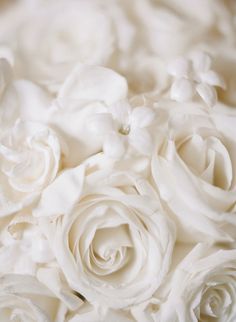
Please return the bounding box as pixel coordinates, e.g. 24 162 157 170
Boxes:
0 274 68 322
0 121 61 216
168 52 226 107
34 168 175 309
0 0 235 321
14 0 114 91
159 244 236 322
0 58 12 100
0 59 52 137
0 211 54 275
47 64 128 166
151 100 236 242
51 64 157 164
1 0 135 93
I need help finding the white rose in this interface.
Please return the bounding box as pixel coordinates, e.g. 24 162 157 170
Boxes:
34 167 176 309
0 213 82 310
0 211 55 275
158 244 236 322
17 0 114 91
151 100 236 242
7 0 134 92
132 0 233 59
0 274 67 322
0 120 62 216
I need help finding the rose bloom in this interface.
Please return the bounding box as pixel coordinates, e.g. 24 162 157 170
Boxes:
1 0 134 93
0 274 67 322
0 121 62 216
35 167 176 309
132 0 233 59
151 100 236 243
158 244 236 322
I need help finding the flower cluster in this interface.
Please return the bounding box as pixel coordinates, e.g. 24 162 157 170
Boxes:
0 0 236 321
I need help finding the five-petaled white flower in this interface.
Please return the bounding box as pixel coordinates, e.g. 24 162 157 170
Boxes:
168 51 226 107
87 100 156 159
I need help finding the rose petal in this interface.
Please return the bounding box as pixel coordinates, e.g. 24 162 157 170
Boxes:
196 83 217 107
200 70 226 89
129 128 153 155
167 57 191 78
103 132 126 159
33 165 85 217
58 64 128 105
86 113 114 136
37 267 83 311
130 106 156 129
170 79 195 102
109 100 131 125
0 46 14 66
192 52 211 73
0 58 12 97
13 80 51 123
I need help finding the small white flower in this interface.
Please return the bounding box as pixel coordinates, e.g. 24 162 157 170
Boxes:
168 51 226 107
151 100 236 243
87 100 156 159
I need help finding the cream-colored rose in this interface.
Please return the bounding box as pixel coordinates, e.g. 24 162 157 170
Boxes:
132 0 233 59
1 0 135 93
34 167 175 309
0 274 67 322
15 0 114 91
0 211 55 275
158 244 236 322
151 100 236 242
0 213 82 310
0 120 62 216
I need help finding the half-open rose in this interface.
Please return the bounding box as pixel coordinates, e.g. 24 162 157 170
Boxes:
0 120 62 216
0 274 68 322
35 167 175 309
151 100 236 242
4 0 135 93
158 244 236 322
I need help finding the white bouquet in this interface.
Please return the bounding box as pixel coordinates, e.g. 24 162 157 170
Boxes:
0 0 236 321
